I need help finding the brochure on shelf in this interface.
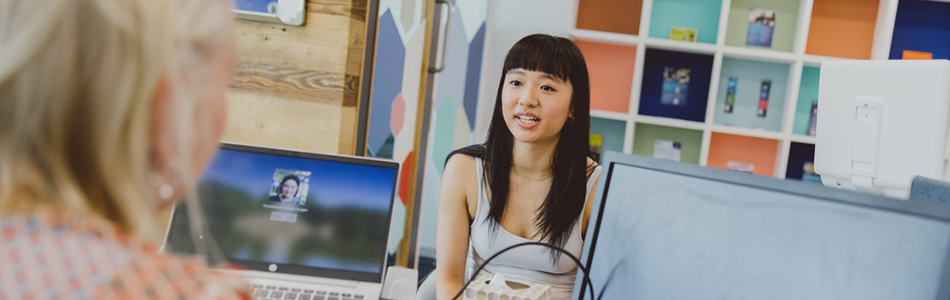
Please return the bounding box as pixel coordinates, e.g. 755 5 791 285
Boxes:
802 162 821 184
746 8 776 48
902 50 934 60
724 77 738 113
727 161 755 174
654 139 683 162
590 134 604 162
807 100 818 136
661 67 691 107
670 26 698 42
757 80 771 117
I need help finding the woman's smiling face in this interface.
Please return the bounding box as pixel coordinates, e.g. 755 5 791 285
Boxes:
280 179 298 201
500 68 574 145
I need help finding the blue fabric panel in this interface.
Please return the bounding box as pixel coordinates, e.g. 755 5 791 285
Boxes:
638 49 714 122
889 0 950 59
910 176 950 205
785 142 818 183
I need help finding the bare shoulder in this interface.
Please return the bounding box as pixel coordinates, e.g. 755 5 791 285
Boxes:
444 154 477 182
442 153 480 218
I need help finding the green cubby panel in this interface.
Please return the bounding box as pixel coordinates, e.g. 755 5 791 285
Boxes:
632 123 703 164
725 0 801 52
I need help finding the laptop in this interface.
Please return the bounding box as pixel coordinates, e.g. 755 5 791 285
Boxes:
162 143 399 300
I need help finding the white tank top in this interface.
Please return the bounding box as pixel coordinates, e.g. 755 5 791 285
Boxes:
466 157 602 300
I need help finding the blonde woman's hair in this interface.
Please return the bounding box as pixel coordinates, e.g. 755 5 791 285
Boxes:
0 0 233 239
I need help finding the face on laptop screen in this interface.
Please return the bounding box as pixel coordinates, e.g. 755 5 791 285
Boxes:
165 147 397 282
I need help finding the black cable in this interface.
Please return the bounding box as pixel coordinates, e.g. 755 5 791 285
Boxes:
451 241 595 300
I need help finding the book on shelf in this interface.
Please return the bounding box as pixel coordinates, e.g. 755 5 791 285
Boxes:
746 8 776 48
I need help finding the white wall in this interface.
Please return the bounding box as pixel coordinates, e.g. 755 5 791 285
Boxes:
472 0 580 142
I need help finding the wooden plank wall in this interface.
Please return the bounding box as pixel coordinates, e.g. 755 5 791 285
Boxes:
224 0 368 155
155 0 369 243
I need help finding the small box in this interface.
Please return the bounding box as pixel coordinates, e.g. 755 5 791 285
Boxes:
463 274 551 300
902 50 934 60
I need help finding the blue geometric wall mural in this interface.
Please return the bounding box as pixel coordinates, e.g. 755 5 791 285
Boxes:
463 23 486 131
367 10 405 158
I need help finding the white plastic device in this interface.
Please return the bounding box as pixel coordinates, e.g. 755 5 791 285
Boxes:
233 0 306 26
815 60 950 199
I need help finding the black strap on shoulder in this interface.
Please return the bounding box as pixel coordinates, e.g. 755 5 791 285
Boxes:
444 144 486 166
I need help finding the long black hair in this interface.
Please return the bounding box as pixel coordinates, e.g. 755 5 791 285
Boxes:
483 34 595 262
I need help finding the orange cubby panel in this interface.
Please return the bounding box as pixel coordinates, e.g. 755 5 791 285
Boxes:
707 132 779 177
806 0 879 59
577 41 637 113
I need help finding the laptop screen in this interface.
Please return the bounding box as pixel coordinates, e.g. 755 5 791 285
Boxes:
164 144 398 283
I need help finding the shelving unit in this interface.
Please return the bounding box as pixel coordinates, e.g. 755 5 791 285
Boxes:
574 0 941 180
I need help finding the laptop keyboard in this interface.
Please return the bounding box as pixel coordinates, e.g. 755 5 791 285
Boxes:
251 284 365 300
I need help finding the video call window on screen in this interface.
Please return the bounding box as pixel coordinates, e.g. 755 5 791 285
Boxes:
269 169 311 206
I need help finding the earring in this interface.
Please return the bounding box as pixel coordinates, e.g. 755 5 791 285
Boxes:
150 157 183 201
149 172 177 201
158 182 175 200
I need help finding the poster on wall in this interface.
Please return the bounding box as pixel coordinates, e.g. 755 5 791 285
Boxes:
233 0 306 26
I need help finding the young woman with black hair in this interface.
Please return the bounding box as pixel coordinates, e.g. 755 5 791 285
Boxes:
435 34 601 300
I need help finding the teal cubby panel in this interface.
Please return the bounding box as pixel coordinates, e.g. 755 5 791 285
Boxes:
713 57 790 132
793 66 820 136
648 0 724 44
591 117 628 164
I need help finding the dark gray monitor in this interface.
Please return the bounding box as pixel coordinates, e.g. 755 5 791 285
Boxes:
574 151 950 300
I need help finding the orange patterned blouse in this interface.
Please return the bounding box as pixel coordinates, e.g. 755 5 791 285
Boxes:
0 211 251 299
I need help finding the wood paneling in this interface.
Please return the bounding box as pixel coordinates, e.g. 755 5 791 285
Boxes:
224 0 369 155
